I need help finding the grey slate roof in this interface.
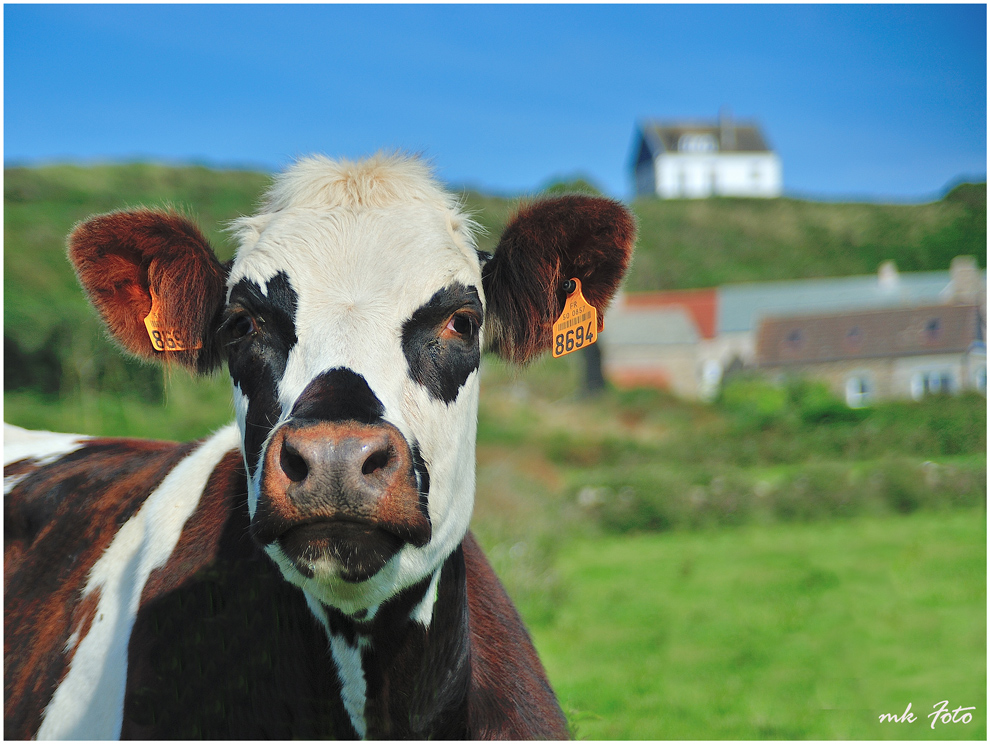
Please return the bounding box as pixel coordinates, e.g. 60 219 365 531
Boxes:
603 306 700 346
640 120 772 154
717 271 964 335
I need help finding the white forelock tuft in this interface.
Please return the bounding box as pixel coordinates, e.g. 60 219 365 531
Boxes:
228 152 481 270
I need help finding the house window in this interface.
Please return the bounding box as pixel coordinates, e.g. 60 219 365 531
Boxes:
910 369 956 400
845 374 874 408
844 326 863 352
783 328 805 352
678 133 717 152
922 317 942 344
972 364 986 394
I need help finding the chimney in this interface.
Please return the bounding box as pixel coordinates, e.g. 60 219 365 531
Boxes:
949 255 981 304
718 107 735 151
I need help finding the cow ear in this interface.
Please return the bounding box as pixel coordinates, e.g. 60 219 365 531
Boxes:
67 209 229 373
482 195 636 364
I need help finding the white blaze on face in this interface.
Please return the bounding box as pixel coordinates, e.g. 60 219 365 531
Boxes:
224 154 485 614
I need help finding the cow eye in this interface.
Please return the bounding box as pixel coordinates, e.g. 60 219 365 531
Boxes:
444 313 477 340
225 312 260 342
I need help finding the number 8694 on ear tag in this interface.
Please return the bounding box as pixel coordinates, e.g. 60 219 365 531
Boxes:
552 277 600 358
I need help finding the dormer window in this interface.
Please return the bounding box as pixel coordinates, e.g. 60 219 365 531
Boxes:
678 133 718 152
844 326 863 351
783 328 805 353
922 317 942 344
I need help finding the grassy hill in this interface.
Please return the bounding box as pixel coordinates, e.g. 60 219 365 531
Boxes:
627 182 987 290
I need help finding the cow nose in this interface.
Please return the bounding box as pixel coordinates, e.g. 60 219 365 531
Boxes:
253 420 432 551
277 426 397 505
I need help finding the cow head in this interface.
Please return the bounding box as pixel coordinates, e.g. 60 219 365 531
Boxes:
68 154 634 615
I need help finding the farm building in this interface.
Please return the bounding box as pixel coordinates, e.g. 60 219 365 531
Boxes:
601 256 986 404
631 111 782 199
755 303 985 407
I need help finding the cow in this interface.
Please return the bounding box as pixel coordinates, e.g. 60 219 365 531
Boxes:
4 153 634 740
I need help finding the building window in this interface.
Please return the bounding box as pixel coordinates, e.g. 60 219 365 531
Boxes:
783 328 805 353
678 133 717 152
922 317 942 344
910 369 956 400
973 364 987 394
844 326 863 352
698 359 723 401
845 374 873 408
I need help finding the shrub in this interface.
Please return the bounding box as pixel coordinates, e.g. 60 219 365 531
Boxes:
718 376 791 430
578 458 986 535
788 378 865 425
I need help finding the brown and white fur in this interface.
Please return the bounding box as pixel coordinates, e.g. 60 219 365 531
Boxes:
4 153 634 740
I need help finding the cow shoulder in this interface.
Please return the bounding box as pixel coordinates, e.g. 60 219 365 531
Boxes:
462 531 570 739
3 437 195 740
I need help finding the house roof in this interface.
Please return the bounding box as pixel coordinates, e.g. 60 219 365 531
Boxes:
621 287 718 339
602 305 700 346
717 270 962 334
756 304 984 366
640 119 773 155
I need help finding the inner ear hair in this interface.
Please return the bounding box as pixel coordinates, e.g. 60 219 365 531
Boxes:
68 209 230 373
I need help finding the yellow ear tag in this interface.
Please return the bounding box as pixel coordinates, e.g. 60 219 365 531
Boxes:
143 293 201 352
552 278 600 358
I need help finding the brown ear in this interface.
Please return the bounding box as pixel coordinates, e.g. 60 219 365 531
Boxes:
67 209 229 373
482 195 636 363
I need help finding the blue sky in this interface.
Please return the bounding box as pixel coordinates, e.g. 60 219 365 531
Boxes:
4 4 986 202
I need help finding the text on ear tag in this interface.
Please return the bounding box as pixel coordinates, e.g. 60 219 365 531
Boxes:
144 293 201 352
552 278 599 358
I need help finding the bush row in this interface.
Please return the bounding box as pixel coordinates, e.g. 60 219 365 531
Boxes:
536 381 986 470
576 457 987 533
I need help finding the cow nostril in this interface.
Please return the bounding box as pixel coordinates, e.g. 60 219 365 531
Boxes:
361 447 391 477
280 443 309 483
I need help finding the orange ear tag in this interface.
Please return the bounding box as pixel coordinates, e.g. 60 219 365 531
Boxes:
552 278 601 358
143 293 201 352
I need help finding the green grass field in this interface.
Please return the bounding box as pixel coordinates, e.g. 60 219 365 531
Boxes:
524 509 985 740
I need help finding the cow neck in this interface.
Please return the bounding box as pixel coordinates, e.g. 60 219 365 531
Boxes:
312 543 472 740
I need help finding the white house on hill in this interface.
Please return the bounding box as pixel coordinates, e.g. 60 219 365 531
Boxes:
632 112 782 199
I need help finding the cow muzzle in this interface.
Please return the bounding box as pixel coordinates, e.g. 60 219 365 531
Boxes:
251 419 431 582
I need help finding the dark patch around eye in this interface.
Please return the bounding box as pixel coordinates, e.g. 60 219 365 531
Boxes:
401 283 483 404
225 271 299 475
